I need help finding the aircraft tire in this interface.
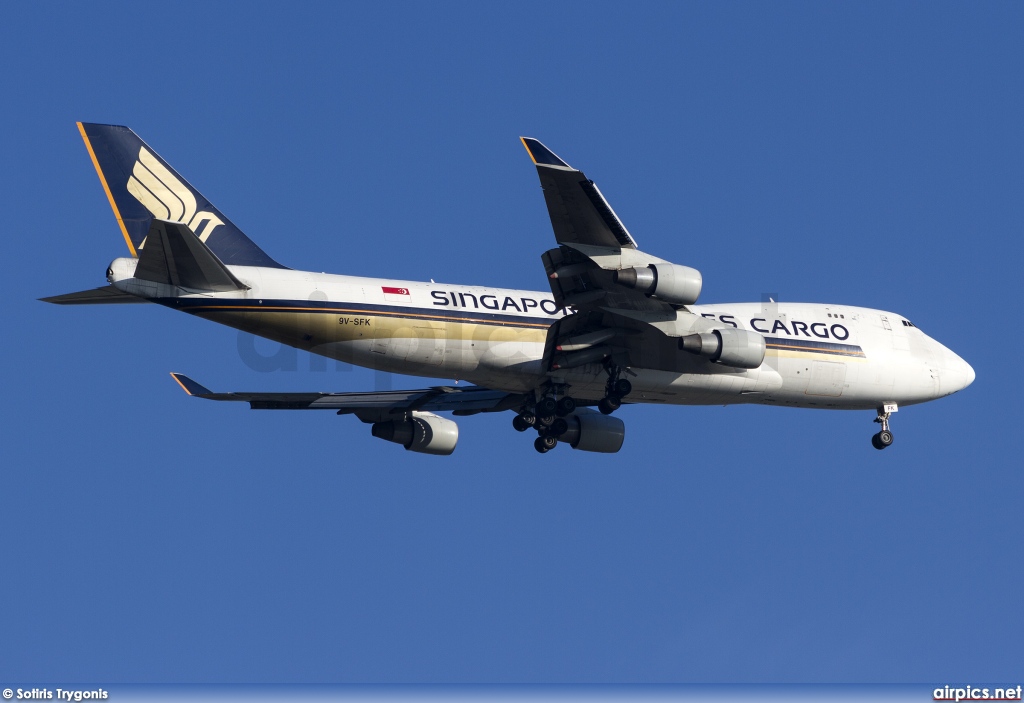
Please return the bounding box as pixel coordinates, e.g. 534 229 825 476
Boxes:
872 431 894 450
536 414 556 428
513 415 531 432
536 397 557 417
535 436 557 453
613 379 632 397
555 397 576 416
599 396 621 415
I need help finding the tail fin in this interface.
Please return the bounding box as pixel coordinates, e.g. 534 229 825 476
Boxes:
76 122 285 268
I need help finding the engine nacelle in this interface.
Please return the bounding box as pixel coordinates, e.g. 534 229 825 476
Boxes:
559 409 625 453
679 327 765 369
371 411 459 455
613 263 702 305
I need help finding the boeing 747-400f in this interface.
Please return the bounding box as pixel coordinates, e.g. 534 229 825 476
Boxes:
43 124 974 455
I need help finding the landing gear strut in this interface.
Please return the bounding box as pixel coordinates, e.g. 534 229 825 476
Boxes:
599 363 632 415
871 405 895 450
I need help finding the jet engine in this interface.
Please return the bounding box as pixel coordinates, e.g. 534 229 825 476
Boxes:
371 411 459 455
678 327 765 369
614 263 703 305
559 410 626 453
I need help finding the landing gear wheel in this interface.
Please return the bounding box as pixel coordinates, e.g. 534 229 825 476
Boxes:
599 396 621 415
549 418 569 437
512 414 534 432
536 414 556 428
872 406 895 450
555 396 576 416
613 379 632 397
535 435 558 453
536 397 557 417
872 430 894 450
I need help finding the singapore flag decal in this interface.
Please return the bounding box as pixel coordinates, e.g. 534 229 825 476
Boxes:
382 286 411 302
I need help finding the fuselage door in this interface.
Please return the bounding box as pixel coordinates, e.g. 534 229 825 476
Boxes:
881 314 911 351
805 360 847 397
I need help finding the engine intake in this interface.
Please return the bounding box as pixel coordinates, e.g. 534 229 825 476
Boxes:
371 411 459 455
614 263 702 305
679 327 765 369
559 410 625 453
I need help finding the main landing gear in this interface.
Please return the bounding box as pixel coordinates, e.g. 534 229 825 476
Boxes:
871 405 896 450
514 403 570 453
598 363 632 415
512 388 578 453
514 369 635 453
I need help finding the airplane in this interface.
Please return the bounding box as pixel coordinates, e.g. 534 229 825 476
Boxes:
42 123 975 456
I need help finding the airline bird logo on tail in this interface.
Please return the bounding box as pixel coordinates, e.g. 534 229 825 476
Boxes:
127 147 224 247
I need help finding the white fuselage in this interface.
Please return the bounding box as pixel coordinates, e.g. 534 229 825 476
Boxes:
111 262 975 411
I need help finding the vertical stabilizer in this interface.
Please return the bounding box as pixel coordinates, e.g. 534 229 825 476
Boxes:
77 122 285 268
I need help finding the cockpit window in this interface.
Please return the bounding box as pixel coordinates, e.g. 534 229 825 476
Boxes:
901 320 916 328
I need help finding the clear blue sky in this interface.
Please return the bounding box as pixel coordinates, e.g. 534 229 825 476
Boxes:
1 0 1021 684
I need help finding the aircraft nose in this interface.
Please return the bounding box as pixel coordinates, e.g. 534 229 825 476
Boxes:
961 357 976 389
944 352 975 394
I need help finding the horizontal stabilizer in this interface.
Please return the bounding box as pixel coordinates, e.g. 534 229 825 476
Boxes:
136 220 248 292
170 373 522 418
40 285 150 305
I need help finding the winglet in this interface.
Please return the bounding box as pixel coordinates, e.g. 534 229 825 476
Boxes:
170 373 213 397
520 137 571 168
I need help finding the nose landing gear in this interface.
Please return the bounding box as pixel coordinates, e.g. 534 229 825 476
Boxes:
871 404 897 450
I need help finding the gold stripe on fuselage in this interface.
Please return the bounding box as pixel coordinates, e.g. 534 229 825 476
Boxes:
187 307 549 358
766 347 867 362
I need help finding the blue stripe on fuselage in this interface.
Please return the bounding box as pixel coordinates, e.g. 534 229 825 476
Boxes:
157 297 557 328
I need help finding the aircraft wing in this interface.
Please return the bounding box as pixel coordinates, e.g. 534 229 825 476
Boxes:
520 137 638 250
170 373 524 422
522 138 725 374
